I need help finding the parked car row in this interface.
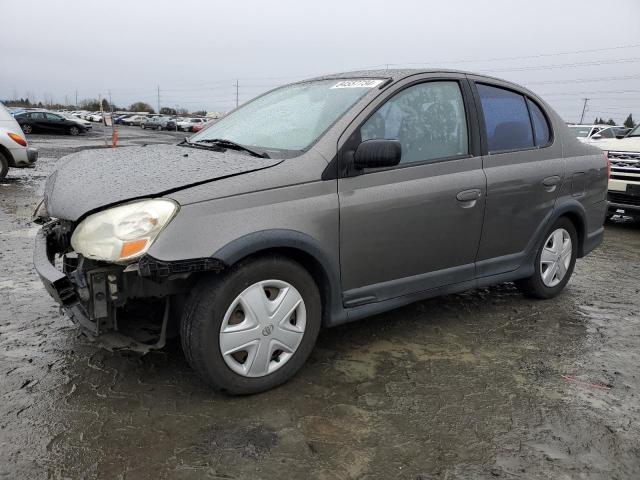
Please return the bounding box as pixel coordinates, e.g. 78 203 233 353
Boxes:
138 115 209 132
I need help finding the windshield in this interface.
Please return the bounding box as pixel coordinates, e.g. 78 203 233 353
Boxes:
627 125 640 137
568 126 592 138
190 79 383 153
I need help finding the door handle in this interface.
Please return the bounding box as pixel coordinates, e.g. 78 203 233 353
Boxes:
456 189 482 202
542 175 562 192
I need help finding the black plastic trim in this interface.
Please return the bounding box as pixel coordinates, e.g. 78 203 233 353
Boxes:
138 255 225 278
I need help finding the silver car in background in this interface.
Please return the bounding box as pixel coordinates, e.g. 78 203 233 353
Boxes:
0 102 38 179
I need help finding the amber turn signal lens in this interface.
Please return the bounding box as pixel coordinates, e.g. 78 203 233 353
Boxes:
7 132 27 147
119 239 148 259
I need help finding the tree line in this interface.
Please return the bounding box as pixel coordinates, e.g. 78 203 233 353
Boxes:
593 114 636 129
0 98 191 115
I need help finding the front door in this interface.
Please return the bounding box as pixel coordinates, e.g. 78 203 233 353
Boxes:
338 78 486 306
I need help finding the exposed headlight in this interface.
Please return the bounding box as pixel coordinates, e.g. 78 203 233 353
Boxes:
71 199 178 263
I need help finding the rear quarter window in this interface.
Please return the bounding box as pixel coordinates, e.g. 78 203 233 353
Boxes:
477 84 534 153
527 99 551 146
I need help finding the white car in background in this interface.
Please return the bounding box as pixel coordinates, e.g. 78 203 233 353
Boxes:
567 124 614 143
61 113 93 130
177 117 207 132
588 124 640 220
122 115 148 126
87 112 103 122
71 110 90 119
0 102 38 180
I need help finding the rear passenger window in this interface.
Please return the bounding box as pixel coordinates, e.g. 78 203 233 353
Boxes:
477 84 534 153
527 99 551 146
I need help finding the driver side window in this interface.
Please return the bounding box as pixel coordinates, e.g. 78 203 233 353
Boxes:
360 81 469 165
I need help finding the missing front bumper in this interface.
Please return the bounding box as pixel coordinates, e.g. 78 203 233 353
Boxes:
33 222 206 348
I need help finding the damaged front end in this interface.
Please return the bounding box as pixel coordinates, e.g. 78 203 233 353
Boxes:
34 219 224 352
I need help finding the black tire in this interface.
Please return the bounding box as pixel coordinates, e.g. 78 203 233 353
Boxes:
69 126 80 136
21 124 33 134
516 217 578 299
181 255 321 395
0 152 9 180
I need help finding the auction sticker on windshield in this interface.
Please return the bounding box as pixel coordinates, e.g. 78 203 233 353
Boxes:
331 79 384 89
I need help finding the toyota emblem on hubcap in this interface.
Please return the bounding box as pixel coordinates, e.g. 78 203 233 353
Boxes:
262 324 274 336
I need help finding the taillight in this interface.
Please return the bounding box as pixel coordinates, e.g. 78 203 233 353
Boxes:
604 151 610 179
7 132 27 147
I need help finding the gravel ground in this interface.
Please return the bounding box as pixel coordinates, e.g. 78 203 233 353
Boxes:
1 127 639 479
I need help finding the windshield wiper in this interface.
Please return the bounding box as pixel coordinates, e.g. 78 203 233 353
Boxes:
193 138 270 158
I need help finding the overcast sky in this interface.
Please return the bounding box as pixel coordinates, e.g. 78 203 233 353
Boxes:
2 0 640 123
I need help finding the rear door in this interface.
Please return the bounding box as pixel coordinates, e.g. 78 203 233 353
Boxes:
30 112 49 132
470 79 563 277
338 75 486 306
45 113 66 133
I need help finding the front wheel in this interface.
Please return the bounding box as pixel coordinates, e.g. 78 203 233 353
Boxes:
69 126 80 136
181 255 321 395
21 124 33 134
516 218 577 299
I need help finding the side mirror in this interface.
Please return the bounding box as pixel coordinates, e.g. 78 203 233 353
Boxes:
354 139 402 169
591 134 602 140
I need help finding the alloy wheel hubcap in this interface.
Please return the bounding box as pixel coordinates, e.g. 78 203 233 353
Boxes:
540 228 572 287
219 280 306 378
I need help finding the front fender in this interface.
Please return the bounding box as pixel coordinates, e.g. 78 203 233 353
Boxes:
212 229 345 326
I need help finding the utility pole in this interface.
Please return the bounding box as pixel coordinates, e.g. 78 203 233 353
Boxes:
579 98 589 124
75 90 78 108
234 79 239 108
108 90 113 112
157 85 161 114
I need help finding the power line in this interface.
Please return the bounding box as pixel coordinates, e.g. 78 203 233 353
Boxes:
525 74 640 85
384 42 640 67
480 57 640 74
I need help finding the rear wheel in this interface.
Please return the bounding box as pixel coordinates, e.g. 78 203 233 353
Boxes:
181 255 321 395
0 152 9 180
516 217 577 299
21 124 33 134
69 126 80 136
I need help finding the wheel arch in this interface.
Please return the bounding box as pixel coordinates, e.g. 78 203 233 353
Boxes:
552 200 588 257
0 143 14 166
212 229 344 327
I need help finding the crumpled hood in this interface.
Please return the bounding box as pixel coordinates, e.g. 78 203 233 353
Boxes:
44 144 282 221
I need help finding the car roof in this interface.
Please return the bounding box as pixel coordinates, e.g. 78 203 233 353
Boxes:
304 68 527 88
